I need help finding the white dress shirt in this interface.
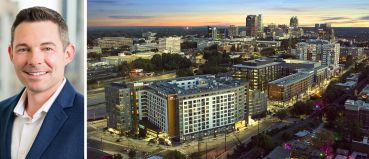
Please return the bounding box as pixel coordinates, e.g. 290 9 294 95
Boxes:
11 78 66 159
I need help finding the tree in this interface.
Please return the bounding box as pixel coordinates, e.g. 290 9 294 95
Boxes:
322 83 343 103
260 47 276 57
176 68 194 77
345 55 354 68
257 134 275 151
130 58 155 72
87 52 102 60
112 154 122 159
128 149 136 158
311 130 334 154
275 109 288 121
291 101 313 116
281 132 293 141
163 150 186 159
151 54 163 70
347 122 362 140
278 53 297 59
117 62 130 76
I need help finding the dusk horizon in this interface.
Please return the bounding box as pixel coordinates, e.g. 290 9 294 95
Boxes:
88 0 369 27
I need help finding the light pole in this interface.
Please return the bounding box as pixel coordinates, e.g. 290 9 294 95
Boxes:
100 128 103 152
224 126 227 153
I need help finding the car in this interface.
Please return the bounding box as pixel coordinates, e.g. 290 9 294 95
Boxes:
100 155 113 159
149 138 157 144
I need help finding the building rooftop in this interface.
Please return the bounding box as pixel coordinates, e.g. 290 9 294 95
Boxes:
344 100 369 111
102 52 162 60
346 73 360 82
282 59 317 65
233 58 281 69
264 146 291 159
269 72 312 86
336 81 357 88
360 84 369 96
146 75 245 95
108 82 128 89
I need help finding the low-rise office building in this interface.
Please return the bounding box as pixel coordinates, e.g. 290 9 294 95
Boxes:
105 83 133 134
97 37 133 49
344 100 369 130
247 89 268 117
233 58 283 91
268 71 314 107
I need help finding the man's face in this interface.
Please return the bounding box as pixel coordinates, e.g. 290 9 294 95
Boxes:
8 21 75 93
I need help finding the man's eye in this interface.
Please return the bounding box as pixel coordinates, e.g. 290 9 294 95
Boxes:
17 48 28 52
44 47 53 51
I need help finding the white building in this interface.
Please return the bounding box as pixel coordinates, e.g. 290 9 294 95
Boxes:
159 37 181 53
321 43 340 69
97 37 133 49
292 42 308 60
133 75 248 141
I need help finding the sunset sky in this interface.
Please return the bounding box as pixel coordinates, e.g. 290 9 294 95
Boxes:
88 0 369 27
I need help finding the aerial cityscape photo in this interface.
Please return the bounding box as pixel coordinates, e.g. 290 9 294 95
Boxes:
87 0 369 158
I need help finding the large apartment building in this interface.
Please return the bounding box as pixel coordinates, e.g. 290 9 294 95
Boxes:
97 37 133 49
268 71 314 105
344 100 369 130
105 75 248 141
233 58 283 91
294 40 340 70
105 83 133 133
138 75 247 141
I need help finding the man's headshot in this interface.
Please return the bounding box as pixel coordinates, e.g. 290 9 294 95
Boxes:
0 6 84 159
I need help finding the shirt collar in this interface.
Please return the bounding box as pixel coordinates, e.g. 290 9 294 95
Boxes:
13 78 67 119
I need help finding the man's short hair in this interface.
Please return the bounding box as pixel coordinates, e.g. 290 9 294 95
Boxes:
11 6 70 49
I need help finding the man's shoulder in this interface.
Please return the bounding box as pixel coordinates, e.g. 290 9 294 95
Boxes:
74 92 84 108
0 95 19 112
56 79 84 109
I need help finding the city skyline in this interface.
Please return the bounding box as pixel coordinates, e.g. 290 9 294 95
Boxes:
88 0 369 27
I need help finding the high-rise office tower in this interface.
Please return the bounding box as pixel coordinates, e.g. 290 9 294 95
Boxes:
246 15 256 37
315 23 335 41
228 25 239 38
290 16 298 28
246 14 262 37
207 26 213 38
256 14 263 33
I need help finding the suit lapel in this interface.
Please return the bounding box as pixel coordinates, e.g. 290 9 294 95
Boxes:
26 80 76 159
4 102 17 159
2 89 24 159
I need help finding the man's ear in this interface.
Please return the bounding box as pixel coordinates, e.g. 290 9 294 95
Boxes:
64 44 76 65
8 44 13 61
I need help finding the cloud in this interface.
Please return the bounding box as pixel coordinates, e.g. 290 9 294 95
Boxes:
207 21 222 24
88 0 135 5
358 16 369 20
88 0 118 4
271 7 306 12
321 17 349 21
108 16 155 19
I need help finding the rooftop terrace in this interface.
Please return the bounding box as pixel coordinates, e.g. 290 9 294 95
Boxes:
269 72 312 86
146 75 245 95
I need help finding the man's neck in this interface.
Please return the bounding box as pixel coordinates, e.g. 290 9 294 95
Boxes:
25 79 64 118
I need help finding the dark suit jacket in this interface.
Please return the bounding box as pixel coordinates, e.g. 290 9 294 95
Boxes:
0 80 84 159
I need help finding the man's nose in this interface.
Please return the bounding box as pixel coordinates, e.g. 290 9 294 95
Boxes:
28 49 44 65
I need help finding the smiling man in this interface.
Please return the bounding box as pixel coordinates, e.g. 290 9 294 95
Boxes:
0 6 84 159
